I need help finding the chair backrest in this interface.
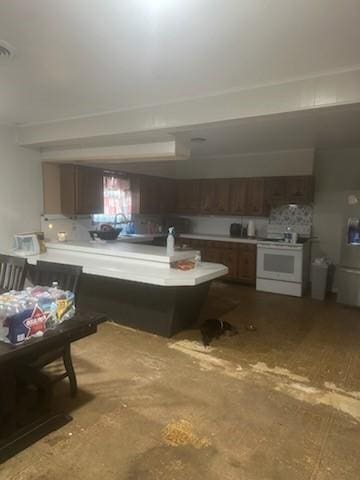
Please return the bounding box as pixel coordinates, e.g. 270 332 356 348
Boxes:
0 254 27 292
34 261 83 294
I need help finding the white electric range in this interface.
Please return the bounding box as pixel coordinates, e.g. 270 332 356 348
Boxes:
256 227 311 297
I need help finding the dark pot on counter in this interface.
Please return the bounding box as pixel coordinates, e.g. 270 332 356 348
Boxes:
89 225 122 241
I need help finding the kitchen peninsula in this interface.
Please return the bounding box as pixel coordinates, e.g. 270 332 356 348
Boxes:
25 241 228 336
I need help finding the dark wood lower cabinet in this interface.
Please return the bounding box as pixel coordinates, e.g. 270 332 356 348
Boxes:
181 238 257 285
237 245 257 283
220 248 238 279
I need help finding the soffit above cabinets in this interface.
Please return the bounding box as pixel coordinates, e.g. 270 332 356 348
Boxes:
40 139 190 164
27 103 360 162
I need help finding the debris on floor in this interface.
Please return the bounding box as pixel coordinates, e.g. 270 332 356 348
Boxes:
162 419 211 449
246 323 257 331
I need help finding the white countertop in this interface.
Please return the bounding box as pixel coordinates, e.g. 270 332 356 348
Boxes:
180 233 258 244
25 248 228 286
45 240 194 264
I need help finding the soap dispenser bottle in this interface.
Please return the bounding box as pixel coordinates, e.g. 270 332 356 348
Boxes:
167 227 175 256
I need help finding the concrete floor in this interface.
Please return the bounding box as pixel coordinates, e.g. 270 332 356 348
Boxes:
2 282 360 480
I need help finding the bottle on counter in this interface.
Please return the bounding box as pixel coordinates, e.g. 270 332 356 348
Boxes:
166 227 175 256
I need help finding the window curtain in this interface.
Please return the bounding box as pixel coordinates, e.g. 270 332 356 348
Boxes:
93 175 132 223
104 175 132 218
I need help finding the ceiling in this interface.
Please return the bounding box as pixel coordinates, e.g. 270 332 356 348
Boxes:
188 104 360 157
1 0 360 125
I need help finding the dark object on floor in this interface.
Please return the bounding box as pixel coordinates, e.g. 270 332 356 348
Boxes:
246 323 257 331
200 318 238 346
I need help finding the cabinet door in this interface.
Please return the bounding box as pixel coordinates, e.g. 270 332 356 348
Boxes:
138 176 157 214
160 178 176 214
176 180 187 213
200 180 216 214
285 176 314 204
203 246 221 263
176 180 201 213
214 179 230 214
219 248 238 279
76 166 104 214
265 177 286 206
245 178 267 216
229 179 247 215
237 245 256 284
60 164 76 215
187 180 201 213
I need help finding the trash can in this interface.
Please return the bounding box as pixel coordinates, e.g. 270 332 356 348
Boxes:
311 263 329 301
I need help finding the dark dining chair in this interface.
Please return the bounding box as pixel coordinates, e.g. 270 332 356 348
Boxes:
30 261 83 397
33 261 82 296
0 254 27 293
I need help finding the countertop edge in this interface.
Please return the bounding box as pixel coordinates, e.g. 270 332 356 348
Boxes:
180 234 258 244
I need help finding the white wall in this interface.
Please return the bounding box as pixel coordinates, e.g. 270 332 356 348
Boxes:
0 126 42 251
118 148 314 179
184 215 268 237
312 147 360 268
175 149 314 179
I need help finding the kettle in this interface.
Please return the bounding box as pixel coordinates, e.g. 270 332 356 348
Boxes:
247 220 256 238
230 223 243 237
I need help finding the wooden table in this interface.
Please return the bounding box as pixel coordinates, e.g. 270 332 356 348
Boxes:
0 311 107 463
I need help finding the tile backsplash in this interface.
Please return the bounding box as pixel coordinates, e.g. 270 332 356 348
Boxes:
40 213 164 242
269 205 313 226
184 215 269 237
41 215 93 242
40 205 313 242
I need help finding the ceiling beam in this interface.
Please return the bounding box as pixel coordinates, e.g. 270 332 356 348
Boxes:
16 68 360 150
40 139 190 163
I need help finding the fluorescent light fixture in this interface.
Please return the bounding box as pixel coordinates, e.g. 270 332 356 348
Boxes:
288 204 298 208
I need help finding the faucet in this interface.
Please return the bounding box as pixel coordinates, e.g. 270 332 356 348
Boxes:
114 213 129 228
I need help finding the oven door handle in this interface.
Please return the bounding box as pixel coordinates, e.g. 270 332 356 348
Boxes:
257 245 303 251
340 267 360 275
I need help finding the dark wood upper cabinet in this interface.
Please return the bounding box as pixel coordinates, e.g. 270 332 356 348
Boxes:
131 174 314 217
265 175 314 207
214 179 230 214
160 177 176 214
176 180 187 213
245 178 268 216
285 176 314 204
229 179 247 215
60 165 104 215
177 179 201 214
265 176 286 206
131 175 176 215
199 179 229 214
200 179 216 213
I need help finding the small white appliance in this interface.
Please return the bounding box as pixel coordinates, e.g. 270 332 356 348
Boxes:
247 220 256 238
14 233 41 256
256 240 310 297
